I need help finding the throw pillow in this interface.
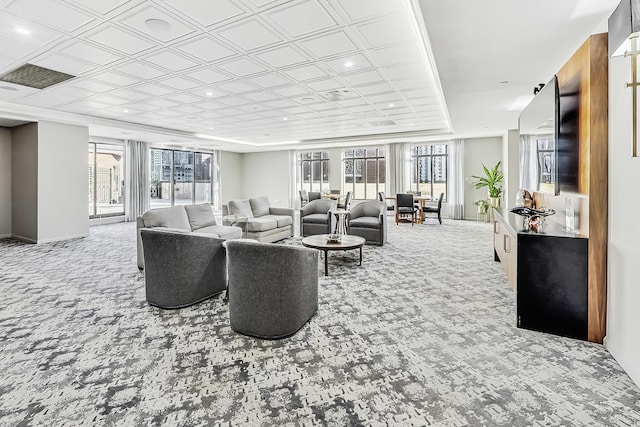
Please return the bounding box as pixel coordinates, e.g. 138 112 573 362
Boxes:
184 204 217 230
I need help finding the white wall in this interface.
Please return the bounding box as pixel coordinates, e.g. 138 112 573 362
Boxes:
605 55 640 387
242 150 291 207
0 128 11 237
11 123 38 242
504 130 520 210
37 121 89 243
219 151 244 204
463 136 503 220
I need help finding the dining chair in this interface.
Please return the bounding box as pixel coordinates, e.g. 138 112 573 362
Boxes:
308 191 321 202
395 193 416 226
299 189 309 207
422 192 444 224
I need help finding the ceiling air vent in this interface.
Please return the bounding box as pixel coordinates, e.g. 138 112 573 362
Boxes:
369 120 396 126
324 89 355 101
0 64 75 89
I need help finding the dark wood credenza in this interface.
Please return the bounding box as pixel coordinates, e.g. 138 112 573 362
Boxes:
493 209 590 341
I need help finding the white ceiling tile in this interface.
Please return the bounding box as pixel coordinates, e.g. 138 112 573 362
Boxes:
108 89 152 101
185 68 232 84
217 81 258 94
217 19 281 51
6 0 94 32
246 73 290 88
68 79 117 93
57 41 122 66
157 76 201 90
383 64 428 81
216 96 251 107
66 0 130 14
119 4 196 42
300 31 357 59
272 85 307 97
335 98 366 107
337 0 405 21
0 36 38 62
31 52 95 75
357 14 416 47
370 44 420 67
133 83 175 96
91 71 141 86
325 54 371 73
303 79 343 92
85 25 155 55
346 104 376 113
61 99 112 111
147 98 179 108
369 92 401 103
356 82 394 95
343 70 384 86
392 79 426 91
90 94 130 106
163 0 247 27
142 51 198 72
196 89 227 99
0 11 63 46
282 64 327 81
166 93 201 103
122 102 161 112
217 57 266 77
247 0 280 8
174 105 204 114
194 101 225 111
267 0 337 38
243 91 278 102
175 36 236 63
115 61 167 79
255 45 308 68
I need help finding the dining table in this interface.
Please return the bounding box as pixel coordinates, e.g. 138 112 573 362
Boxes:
386 195 434 224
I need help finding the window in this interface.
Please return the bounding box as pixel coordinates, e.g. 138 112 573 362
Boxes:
88 142 125 218
343 147 385 199
297 151 329 193
150 149 214 209
411 144 448 200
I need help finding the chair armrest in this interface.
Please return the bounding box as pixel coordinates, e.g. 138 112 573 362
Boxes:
269 206 294 217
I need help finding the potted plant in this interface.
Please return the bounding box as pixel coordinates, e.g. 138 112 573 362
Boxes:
473 198 490 214
471 161 504 208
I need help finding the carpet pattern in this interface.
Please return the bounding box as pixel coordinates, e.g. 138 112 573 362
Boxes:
1 219 639 426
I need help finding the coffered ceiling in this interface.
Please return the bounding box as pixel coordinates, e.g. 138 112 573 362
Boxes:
0 0 450 151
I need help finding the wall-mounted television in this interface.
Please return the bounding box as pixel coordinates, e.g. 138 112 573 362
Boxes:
519 76 560 196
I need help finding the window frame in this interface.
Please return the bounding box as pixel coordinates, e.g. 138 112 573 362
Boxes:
88 141 125 219
342 147 386 199
296 151 330 193
410 144 449 201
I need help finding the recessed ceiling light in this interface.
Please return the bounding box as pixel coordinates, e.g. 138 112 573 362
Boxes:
145 18 172 33
122 109 129 113
206 91 213 96
388 103 395 107
209 127 213 130
344 61 353 67
283 117 288 121
0 86 19 91
15 27 30 35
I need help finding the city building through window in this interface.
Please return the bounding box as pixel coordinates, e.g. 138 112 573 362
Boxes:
343 148 386 199
88 142 125 218
411 144 448 201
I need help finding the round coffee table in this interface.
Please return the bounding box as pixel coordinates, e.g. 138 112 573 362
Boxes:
301 234 365 276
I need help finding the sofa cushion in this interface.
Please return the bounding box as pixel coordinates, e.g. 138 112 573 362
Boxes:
301 213 329 224
184 203 216 230
228 199 254 218
196 225 242 240
142 206 190 231
249 196 270 217
246 217 277 232
270 214 293 228
349 217 380 229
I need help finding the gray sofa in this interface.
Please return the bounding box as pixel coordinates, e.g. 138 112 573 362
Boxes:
225 239 318 339
300 199 336 237
348 200 387 246
141 228 227 309
136 204 242 269
222 196 294 243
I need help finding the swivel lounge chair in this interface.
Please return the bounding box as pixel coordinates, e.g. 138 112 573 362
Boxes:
140 228 227 309
226 240 319 339
300 199 336 237
348 200 387 245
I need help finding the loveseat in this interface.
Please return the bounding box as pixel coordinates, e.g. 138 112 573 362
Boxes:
222 196 294 243
136 204 242 269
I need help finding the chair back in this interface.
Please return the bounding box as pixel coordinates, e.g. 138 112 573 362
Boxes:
308 191 321 201
330 189 341 195
299 190 309 206
396 193 414 208
377 191 385 202
436 192 444 208
343 191 352 210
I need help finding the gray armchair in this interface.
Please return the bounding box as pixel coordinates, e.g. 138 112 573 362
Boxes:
300 199 336 237
225 240 319 339
348 201 387 246
140 228 227 309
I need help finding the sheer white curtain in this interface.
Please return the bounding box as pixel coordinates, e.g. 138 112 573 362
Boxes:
213 150 221 210
386 142 410 196
125 139 149 221
448 139 465 220
519 135 538 192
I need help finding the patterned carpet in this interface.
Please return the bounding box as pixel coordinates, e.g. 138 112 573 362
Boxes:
1 219 639 426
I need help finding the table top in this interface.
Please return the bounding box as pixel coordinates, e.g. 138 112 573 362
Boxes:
301 234 365 250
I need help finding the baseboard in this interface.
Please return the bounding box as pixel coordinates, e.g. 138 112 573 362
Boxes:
37 233 89 244
0 233 12 239
90 215 125 226
10 234 37 243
